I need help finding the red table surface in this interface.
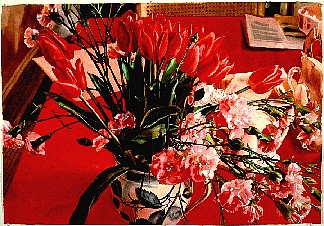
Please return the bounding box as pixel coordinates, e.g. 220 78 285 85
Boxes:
4 16 321 225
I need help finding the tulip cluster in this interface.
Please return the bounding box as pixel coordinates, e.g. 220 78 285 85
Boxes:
116 11 233 84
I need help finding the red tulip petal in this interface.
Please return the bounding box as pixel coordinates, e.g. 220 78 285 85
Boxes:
181 44 199 75
138 31 155 60
196 32 216 60
75 58 87 91
248 65 286 94
210 63 234 84
116 21 131 53
56 82 81 99
210 36 225 54
37 29 74 66
52 60 75 83
165 32 182 59
131 20 143 52
157 31 168 60
248 65 279 88
196 56 220 82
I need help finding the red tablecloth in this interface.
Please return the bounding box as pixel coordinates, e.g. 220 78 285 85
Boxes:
4 16 321 225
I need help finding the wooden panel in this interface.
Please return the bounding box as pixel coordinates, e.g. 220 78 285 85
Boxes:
2 5 51 196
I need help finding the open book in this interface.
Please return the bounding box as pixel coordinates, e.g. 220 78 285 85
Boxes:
244 14 304 50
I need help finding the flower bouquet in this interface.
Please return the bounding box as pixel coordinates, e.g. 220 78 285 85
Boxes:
3 4 322 224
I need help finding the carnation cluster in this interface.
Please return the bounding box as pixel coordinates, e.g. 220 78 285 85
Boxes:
3 4 321 224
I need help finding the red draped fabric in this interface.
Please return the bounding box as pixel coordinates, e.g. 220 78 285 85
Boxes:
4 16 321 225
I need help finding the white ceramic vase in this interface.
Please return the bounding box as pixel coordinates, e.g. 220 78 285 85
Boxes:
111 170 193 224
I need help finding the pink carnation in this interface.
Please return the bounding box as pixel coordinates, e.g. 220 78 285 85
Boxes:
289 196 312 223
25 132 45 155
271 163 307 204
150 147 190 185
259 124 286 153
218 94 256 139
114 111 136 130
109 111 136 135
304 111 318 123
184 145 220 182
297 127 321 150
24 27 39 48
243 204 264 223
218 179 255 212
92 112 136 151
92 129 110 152
2 120 25 149
179 112 208 143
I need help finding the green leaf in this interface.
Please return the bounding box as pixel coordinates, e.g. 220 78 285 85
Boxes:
294 104 311 115
121 59 131 82
140 105 181 129
162 58 178 83
247 126 272 143
31 134 52 149
62 4 72 14
132 125 166 144
300 125 313 134
69 165 130 224
262 106 284 119
303 176 317 184
267 170 283 183
120 211 131 221
309 187 321 202
205 133 215 145
281 159 292 164
228 138 244 151
313 121 321 129
46 92 102 131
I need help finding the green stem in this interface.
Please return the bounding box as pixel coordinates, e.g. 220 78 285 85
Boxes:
79 95 120 145
212 179 226 225
234 85 251 95
86 89 110 123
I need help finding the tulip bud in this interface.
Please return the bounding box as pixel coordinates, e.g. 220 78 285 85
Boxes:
229 138 244 151
248 65 285 94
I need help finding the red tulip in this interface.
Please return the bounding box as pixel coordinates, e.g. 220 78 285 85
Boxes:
138 13 183 61
197 52 234 84
181 44 200 74
164 31 182 59
248 65 285 94
116 10 142 53
181 32 232 84
138 22 169 61
195 33 224 61
36 29 74 67
52 58 87 98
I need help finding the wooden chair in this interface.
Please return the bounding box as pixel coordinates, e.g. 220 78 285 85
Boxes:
136 2 265 17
